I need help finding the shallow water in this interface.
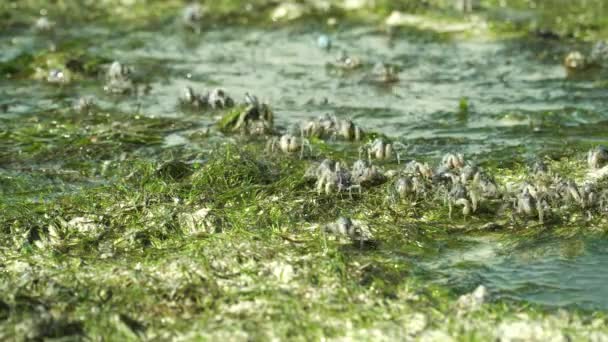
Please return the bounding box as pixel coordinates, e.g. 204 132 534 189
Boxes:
425 234 608 311
3 23 608 159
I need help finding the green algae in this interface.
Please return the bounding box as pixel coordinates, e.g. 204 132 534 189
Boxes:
2 102 608 339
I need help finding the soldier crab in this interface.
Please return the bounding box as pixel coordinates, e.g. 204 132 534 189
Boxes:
207 88 234 109
178 86 207 109
404 160 433 179
305 159 360 195
104 61 133 94
182 3 204 31
179 87 234 110
514 184 549 224
447 183 478 219
324 217 373 245
266 134 312 158
369 62 399 84
335 118 363 141
73 96 96 113
588 146 608 170
360 138 407 163
46 69 70 84
351 159 385 186
442 153 466 170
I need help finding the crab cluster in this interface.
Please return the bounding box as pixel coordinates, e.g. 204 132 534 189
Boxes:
104 61 133 94
300 114 363 141
219 93 274 135
388 153 498 219
386 147 608 223
213 91 608 225
179 86 234 110
305 158 385 195
506 167 601 223
360 138 407 163
224 92 608 225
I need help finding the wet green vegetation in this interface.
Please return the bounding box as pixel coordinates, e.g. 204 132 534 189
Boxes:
3 102 608 340
3 0 608 340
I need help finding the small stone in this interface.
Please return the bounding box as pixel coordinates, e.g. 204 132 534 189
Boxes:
404 313 427 336
419 330 455 342
497 320 567 342
66 216 104 238
271 3 305 22
268 261 295 284
46 69 70 84
178 208 218 236
341 0 373 10
456 285 488 312
564 51 587 71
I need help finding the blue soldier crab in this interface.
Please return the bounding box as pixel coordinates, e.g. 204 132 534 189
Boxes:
305 159 361 195
104 61 133 94
300 114 363 141
266 134 312 158
179 86 207 109
588 146 608 170
360 138 407 163
324 217 373 245
182 3 204 31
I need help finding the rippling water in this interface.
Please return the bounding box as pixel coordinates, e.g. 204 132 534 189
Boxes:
3 23 608 159
426 235 608 310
